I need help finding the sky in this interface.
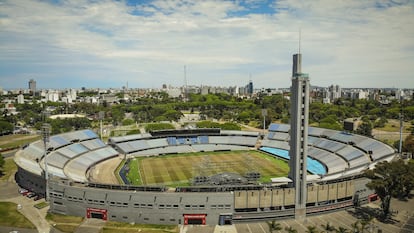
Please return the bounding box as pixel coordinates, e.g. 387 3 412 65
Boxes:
0 0 413 90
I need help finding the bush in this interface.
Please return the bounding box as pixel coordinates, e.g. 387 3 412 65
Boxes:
122 119 135 126
126 130 140 135
145 123 175 132
196 121 240 130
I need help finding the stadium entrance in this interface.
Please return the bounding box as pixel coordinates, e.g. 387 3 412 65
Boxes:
219 214 233 225
86 207 107 221
183 214 206 225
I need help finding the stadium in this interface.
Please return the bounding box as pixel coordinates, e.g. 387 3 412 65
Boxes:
14 123 396 225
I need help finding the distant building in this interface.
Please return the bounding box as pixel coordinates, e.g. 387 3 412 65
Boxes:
247 80 253 96
329 84 341 101
28 79 36 97
4 102 17 115
46 91 59 102
395 89 404 101
357 90 367 99
17 94 24 104
344 118 361 131
69 89 77 101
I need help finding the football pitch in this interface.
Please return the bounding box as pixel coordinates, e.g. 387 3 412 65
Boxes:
126 150 289 186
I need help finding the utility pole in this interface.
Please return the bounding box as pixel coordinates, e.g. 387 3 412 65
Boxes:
399 98 403 155
262 109 267 136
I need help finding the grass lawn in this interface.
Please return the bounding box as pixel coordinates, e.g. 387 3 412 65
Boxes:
375 119 412 133
0 134 40 149
0 157 18 181
103 221 178 233
46 213 84 233
34 202 49 209
127 150 289 186
0 202 36 229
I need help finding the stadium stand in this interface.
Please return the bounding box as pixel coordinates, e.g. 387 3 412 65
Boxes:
14 126 397 226
263 123 395 176
108 133 152 144
15 130 118 182
260 147 327 175
64 147 118 182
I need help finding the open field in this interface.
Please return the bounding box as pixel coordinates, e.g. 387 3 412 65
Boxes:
103 221 178 233
127 150 289 186
373 119 412 143
46 213 84 233
0 202 36 229
0 157 17 181
375 119 412 133
0 134 40 149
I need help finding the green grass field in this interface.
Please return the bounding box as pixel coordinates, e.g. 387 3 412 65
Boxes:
0 157 17 181
0 202 36 229
0 134 40 149
126 150 289 186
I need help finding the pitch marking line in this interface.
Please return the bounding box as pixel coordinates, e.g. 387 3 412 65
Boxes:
246 223 253 233
258 222 267 233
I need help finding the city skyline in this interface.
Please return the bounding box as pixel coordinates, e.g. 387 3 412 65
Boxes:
1 0 413 89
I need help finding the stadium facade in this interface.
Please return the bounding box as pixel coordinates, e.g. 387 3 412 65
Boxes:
15 124 395 225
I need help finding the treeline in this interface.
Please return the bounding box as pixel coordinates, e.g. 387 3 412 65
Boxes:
2 92 414 137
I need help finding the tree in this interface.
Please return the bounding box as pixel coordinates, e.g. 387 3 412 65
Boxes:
335 227 349 233
400 160 414 197
305 226 319 233
364 160 414 218
321 222 336 232
356 120 372 137
351 221 360 233
268 220 282 232
144 123 175 132
285 226 298 233
0 120 13 135
403 135 414 154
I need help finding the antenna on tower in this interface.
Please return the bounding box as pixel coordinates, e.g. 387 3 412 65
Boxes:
184 65 188 101
298 28 301 54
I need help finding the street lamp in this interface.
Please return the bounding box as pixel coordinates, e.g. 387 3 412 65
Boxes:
261 109 267 136
99 111 104 140
42 123 51 201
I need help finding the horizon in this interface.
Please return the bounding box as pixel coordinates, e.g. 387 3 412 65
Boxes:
1 0 414 89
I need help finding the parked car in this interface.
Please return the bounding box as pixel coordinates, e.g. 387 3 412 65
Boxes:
18 188 28 194
21 191 30 196
27 192 36 198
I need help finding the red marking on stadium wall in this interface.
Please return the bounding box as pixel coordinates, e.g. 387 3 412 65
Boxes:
183 214 207 225
86 207 107 221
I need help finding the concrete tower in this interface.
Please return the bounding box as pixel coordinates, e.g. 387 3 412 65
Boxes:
289 52 309 220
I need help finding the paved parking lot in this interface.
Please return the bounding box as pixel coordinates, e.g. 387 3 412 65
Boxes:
185 197 414 233
232 202 413 233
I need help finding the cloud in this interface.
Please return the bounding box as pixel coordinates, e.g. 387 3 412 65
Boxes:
0 0 413 89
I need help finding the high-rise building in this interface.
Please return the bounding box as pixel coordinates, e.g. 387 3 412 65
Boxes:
328 84 342 101
28 79 36 97
289 53 310 220
247 80 253 95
